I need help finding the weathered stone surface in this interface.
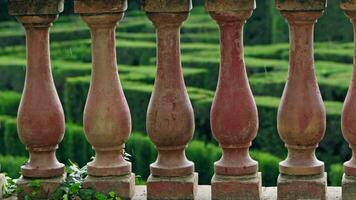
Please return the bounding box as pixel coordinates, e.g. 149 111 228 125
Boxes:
8 0 64 16
277 173 327 200
16 15 65 179
205 0 255 12
277 10 325 176
211 173 261 200
17 174 66 200
341 0 356 10
209 9 257 178
80 13 132 178
0 174 6 196
83 173 135 200
276 0 326 11
3 186 345 200
146 11 195 179
147 173 198 200
342 174 356 200
74 0 127 14
341 5 356 179
142 0 192 12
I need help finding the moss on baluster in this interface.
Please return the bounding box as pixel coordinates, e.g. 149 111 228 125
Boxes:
276 0 326 11
74 0 127 14
142 0 192 12
341 0 356 10
205 0 255 12
8 0 64 16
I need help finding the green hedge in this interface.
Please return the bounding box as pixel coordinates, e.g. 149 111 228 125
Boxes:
4 118 27 156
0 155 27 178
330 163 344 186
63 75 348 174
0 91 21 116
0 112 346 185
0 116 281 185
58 123 94 167
0 116 12 155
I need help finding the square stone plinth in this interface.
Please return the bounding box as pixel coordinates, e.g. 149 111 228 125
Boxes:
342 174 356 200
8 0 64 15
83 173 135 200
147 173 198 200
0 173 6 195
277 173 327 200
17 174 66 200
211 172 261 200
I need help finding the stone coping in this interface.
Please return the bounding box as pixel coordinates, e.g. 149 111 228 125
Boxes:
4 186 342 199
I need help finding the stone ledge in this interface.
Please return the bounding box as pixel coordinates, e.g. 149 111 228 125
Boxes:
4 186 342 199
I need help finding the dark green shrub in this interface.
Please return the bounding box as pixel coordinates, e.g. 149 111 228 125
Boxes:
251 151 280 186
187 141 220 184
0 64 25 92
58 123 94 167
126 133 157 180
0 115 12 154
0 155 27 178
0 91 21 116
4 118 26 156
245 0 274 45
329 163 343 186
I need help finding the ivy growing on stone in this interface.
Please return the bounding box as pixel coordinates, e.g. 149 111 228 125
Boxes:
2 161 122 200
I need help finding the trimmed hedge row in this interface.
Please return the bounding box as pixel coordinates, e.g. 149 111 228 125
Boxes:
63 76 348 174
0 113 281 185
329 163 344 186
0 117 345 186
0 155 27 178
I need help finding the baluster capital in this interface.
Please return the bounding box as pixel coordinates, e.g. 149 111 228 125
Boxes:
74 0 127 14
8 0 63 16
276 0 326 11
15 15 58 29
80 14 123 30
341 0 356 23
142 0 192 13
147 12 188 30
341 0 356 11
205 0 255 13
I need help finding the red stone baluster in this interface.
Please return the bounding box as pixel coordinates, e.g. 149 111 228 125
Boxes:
341 1 356 199
8 0 66 198
143 0 198 199
74 0 134 198
276 0 327 199
205 0 261 199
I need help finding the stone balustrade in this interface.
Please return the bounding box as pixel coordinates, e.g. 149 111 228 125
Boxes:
5 0 356 199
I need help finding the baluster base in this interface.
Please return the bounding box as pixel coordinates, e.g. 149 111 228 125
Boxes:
211 172 261 200
83 173 135 200
87 160 131 177
21 163 65 179
147 173 198 200
342 174 356 200
277 172 327 200
16 173 66 200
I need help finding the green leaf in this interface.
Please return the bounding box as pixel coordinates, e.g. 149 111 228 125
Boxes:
108 191 115 197
69 183 80 194
28 180 41 189
95 192 107 200
79 188 95 200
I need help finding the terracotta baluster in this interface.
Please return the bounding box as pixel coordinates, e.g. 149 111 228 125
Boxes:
143 0 198 199
205 0 261 199
74 0 134 198
8 0 66 199
340 1 356 199
275 0 327 199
